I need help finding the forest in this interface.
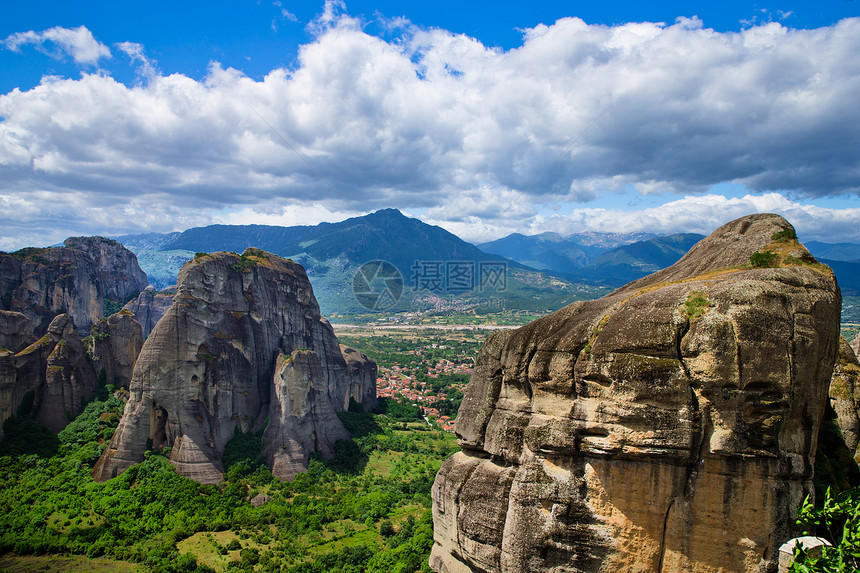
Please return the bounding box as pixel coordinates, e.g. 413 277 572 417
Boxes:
0 384 457 573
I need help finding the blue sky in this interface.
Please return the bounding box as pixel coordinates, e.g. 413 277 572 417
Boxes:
1 1 860 249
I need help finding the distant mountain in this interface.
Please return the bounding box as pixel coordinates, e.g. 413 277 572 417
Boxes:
477 230 657 277
478 232 600 274
479 231 705 286
806 241 860 263
578 233 706 285
820 259 860 295
117 209 608 316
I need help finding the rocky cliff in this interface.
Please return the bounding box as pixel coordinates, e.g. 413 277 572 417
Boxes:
340 343 378 411
90 310 144 389
829 339 860 464
123 285 176 339
2 314 98 434
93 249 374 484
63 237 149 303
0 237 148 334
431 214 841 573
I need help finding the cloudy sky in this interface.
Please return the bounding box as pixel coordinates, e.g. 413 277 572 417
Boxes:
1 0 859 250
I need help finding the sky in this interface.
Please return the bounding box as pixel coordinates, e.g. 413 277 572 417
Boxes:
1 0 860 250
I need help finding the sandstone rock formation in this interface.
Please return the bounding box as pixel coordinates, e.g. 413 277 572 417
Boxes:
90 310 144 389
851 335 860 359
0 310 33 353
1 314 98 434
63 237 149 303
93 249 373 484
829 338 860 464
123 285 176 339
340 343 378 411
431 214 841 573
0 237 148 334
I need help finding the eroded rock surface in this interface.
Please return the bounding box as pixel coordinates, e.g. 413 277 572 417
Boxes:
340 344 378 411
94 249 371 484
123 285 175 339
90 310 144 389
0 237 147 334
829 338 860 463
63 236 148 303
431 214 841 573
1 314 98 434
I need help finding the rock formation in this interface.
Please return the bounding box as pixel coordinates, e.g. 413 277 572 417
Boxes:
90 310 144 389
829 338 860 464
0 310 33 353
431 214 841 573
2 314 98 434
851 335 860 359
340 343 378 411
93 249 374 484
0 237 148 334
123 285 176 339
63 237 149 303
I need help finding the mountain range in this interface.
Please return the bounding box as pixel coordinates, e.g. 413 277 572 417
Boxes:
116 209 606 316
115 209 860 317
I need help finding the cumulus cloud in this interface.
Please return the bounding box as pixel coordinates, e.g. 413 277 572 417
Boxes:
1 12 860 248
3 25 110 65
425 193 860 244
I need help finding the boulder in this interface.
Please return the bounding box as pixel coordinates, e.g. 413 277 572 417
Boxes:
93 249 372 484
431 214 841 573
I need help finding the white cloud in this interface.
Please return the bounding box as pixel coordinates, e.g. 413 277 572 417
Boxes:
115 41 158 81
423 193 860 244
3 25 110 65
1 12 860 248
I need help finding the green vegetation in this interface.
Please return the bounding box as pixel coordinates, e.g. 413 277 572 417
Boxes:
0 389 458 573
791 488 860 571
230 254 258 272
684 291 711 319
772 227 798 242
750 251 779 268
10 247 51 265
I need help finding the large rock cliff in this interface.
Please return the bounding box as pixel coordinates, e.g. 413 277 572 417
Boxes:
2 314 98 434
0 237 148 334
93 249 374 484
431 214 841 573
90 310 144 389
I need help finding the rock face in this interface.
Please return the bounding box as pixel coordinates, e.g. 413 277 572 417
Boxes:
90 311 144 388
0 310 33 353
431 214 841 573
1 314 98 434
63 237 149 303
0 237 148 334
340 344 378 411
123 285 176 339
829 338 860 463
93 249 373 484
